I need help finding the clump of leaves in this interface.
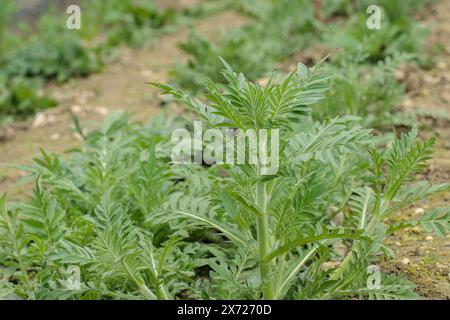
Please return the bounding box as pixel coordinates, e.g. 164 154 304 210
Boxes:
172 0 316 92
0 0 191 121
312 54 405 128
322 8 429 66
0 5 101 121
3 15 102 83
86 0 178 48
0 75 56 121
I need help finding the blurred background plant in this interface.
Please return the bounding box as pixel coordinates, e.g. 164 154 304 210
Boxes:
171 0 317 92
0 0 213 123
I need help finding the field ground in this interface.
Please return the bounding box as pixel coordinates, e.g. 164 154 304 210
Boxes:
379 0 450 299
0 0 448 298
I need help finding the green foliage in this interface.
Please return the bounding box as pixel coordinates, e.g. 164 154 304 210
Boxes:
313 55 406 127
0 112 196 299
159 57 332 131
4 15 102 83
169 0 438 132
0 4 102 120
85 0 178 48
0 0 201 121
0 0 446 300
0 0 17 60
322 8 429 65
172 0 316 92
311 0 435 132
321 0 433 21
0 75 56 121
354 0 434 21
0 58 448 300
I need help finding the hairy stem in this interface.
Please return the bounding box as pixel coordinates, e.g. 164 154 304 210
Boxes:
139 283 157 300
122 259 157 300
256 182 274 299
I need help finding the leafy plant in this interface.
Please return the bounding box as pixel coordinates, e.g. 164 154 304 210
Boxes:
0 75 56 121
151 60 449 299
85 0 178 48
0 0 17 61
0 112 194 299
0 4 101 121
3 14 102 83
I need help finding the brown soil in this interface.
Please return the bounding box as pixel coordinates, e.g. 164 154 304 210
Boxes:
154 0 202 11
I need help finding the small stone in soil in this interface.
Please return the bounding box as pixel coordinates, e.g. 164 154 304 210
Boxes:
415 207 425 215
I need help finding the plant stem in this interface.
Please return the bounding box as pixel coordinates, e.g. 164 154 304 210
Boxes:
122 259 157 300
331 212 383 281
139 283 157 300
256 181 274 299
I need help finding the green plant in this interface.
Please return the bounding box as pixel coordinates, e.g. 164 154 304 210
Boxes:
0 0 204 121
0 6 101 121
86 0 177 48
0 112 195 299
0 0 17 61
172 0 316 92
3 15 102 83
322 9 429 65
312 54 406 128
0 75 56 121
